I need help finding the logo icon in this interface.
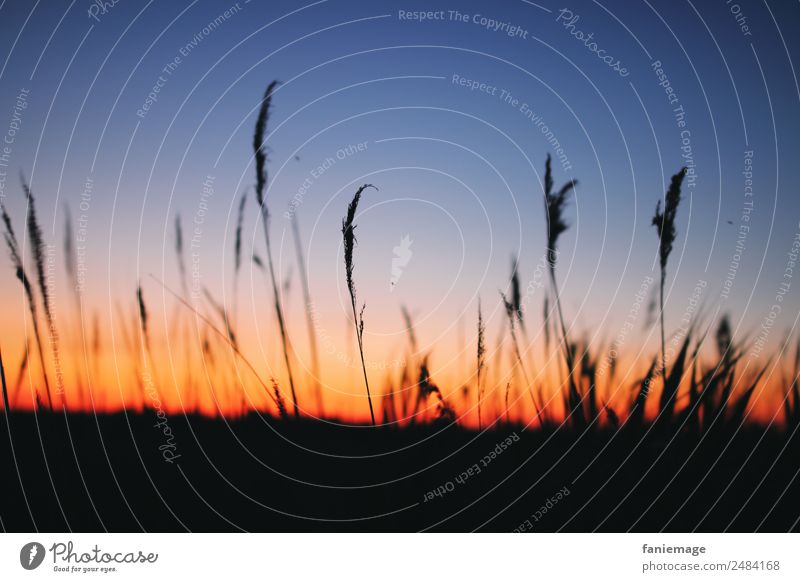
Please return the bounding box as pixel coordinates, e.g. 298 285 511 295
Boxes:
390 234 413 292
20 542 46 570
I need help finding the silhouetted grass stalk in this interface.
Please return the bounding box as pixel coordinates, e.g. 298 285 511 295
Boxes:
253 79 299 418
22 179 64 407
342 184 377 425
1 201 52 409
477 298 486 430
542 154 580 422
11 341 29 407
63 205 86 409
501 290 539 420
0 347 9 412
136 284 163 407
233 192 247 331
292 212 323 415
270 378 288 420
152 275 282 412
652 168 687 386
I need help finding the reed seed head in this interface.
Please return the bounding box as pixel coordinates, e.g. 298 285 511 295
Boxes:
253 80 279 213
652 167 687 272
234 192 247 272
342 184 376 301
21 178 52 323
543 154 577 269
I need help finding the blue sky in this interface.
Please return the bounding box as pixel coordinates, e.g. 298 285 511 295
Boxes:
1 0 799 366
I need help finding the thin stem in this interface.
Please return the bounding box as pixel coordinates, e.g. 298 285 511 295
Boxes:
151 275 281 410
504 302 540 425
31 309 52 409
0 348 9 412
260 212 299 418
549 268 574 376
292 214 323 416
350 297 375 425
549 266 581 424
659 268 667 386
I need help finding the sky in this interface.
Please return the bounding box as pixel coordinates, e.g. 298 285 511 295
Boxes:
1 0 799 422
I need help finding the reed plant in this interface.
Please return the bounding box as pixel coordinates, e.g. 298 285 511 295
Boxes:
0 347 9 412
63 206 87 408
291 213 324 415
1 200 52 409
233 192 247 330
341 184 377 425
652 168 687 385
476 298 486 430
541 154 581 425
11 341 29 407
154 276 283 413
501 290 540 419
253 79 299 418
25 182 64 408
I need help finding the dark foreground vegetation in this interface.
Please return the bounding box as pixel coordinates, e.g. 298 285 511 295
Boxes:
1 411 798 532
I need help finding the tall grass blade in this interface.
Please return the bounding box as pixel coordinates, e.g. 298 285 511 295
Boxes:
657 329 692 421
541 154 581 426
0 347 9 412
252 79 299 418
290 213 324 412
233 192 247 330
152 275 281 410
1 201 52 409
342 184 377 425
11 341 29 407
652 167 687 389
477 298 486 430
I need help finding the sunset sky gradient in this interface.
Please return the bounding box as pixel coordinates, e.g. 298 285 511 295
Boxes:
1 0 799 424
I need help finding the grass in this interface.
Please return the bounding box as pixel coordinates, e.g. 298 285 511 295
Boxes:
136 283 160 404
1 81 798 534
476 298 486 430
652 167 688 390
541 154 581 427
0 82 796 442
2 192 52 409
501 290 538 422
154 276 281 412
0 347 9 413
291 212 323 415
233 191 247 331
342 183 378 425
253 79 299 419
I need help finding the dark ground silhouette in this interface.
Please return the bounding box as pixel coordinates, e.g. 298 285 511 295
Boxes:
1 411 798 532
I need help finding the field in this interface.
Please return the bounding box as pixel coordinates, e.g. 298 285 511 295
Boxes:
1 79 799 533
1 411 798 532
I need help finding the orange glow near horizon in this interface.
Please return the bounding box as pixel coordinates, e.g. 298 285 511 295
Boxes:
1 300 792 429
